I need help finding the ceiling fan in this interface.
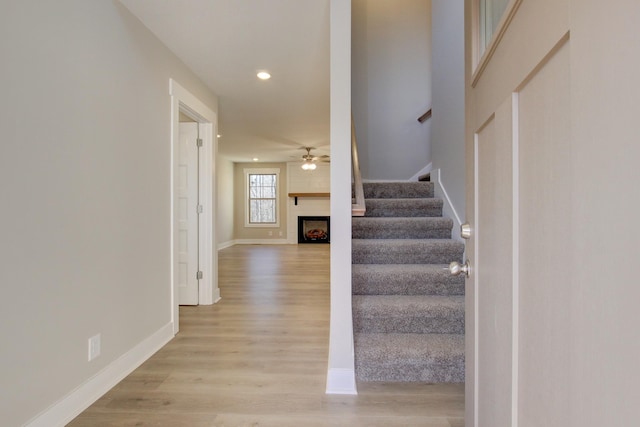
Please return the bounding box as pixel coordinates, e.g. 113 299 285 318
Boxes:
300 147 329 170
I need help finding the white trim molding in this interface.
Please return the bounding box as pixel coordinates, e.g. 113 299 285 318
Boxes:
169 78 219 329
432 168 463 242
25 323 174 427
326 368 357 395
218 239 294 248
233 239 292 245
217 240 236 250
409 162 433 182
243 168 281 228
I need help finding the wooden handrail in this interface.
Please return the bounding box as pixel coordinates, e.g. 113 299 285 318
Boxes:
417 108 432 123
351 116 366 216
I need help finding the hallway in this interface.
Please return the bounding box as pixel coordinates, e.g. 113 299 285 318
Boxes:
69 244 463 426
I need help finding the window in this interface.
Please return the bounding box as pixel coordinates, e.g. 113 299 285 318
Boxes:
479 0 511 55
245 168 279 227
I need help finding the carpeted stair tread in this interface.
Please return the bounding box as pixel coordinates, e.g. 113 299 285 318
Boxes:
353 295 464 334
363 182 434 199
352 239 464 265
354 333 465 382
352 217 452 239
364 198 443 217
352 264 465 296
351 180 464 383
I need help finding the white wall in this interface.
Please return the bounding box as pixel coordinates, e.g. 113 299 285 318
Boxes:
431 0 465 220
0 2 218 425
217 156 235 248
352 0 432 180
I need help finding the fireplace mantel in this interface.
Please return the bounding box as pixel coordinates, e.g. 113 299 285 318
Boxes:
288 192 330 205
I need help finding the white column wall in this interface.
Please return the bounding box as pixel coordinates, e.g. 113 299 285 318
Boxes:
326 0 357 394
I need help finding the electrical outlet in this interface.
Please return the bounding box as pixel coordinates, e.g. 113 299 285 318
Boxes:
268 231 273 236
279 231 283 236
88 334 101 361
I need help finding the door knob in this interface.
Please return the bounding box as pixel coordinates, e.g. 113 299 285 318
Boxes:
460 222 471 239
449 260 471 277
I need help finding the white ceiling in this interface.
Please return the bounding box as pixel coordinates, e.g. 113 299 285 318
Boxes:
120 0 331 163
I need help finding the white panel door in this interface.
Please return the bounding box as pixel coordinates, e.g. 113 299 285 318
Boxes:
178 122 199 305
466 0 571 425
473 97 514 427
467 1 640 425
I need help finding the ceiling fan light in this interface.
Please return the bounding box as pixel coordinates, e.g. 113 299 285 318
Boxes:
301 161 316 171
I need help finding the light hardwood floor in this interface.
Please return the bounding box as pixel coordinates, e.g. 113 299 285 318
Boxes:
69 244 464 426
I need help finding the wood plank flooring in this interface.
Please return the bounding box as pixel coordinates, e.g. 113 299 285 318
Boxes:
68 244 464 426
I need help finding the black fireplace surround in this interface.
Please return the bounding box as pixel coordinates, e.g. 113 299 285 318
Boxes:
298 216 330 244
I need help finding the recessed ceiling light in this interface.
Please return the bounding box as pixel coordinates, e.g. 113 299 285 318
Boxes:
217 134 221 138
253 158 259 162
257 71 271 80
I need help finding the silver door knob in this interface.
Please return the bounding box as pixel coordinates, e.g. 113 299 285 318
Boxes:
449 260 471 277
460 222 471 239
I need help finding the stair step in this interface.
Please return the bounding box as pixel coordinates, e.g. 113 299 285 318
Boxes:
352 264 465 296
364 198 443 217
363 182 434 199
352 217 452 239
351 180 464 383
352 239 464 265
354 333 465 382
353 295 464 334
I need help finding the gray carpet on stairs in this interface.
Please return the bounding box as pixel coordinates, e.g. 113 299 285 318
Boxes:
352 264 465 296
352 181 465 383
362 182 434 199
353 295 465 334
352 217 453 239
364 198 444 217
354 333 465 382
352 239 464 264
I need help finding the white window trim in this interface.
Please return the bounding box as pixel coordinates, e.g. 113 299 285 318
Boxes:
244 168 281 228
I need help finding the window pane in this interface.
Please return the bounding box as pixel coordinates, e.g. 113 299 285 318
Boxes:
263 187 276 198
247 173 277 224
479 0 510 54
250 199 275 223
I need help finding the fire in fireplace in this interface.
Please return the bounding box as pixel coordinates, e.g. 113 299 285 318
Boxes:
298 216 330 244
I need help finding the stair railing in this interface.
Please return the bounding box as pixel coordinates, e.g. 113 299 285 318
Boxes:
352 116 366 216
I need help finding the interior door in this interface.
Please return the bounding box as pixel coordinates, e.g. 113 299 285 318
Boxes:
466 0 572 425
178 122 199 305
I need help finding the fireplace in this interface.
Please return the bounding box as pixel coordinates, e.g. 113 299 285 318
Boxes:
298 216 330 244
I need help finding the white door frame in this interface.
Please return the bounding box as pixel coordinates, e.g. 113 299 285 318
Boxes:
170 79 220 334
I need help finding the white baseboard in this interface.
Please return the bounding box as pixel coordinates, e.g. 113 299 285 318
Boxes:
233 239 292 245
325 368 357 395
217 240 236 250
432 168 463 242
26 323 174 427
212 287 221 304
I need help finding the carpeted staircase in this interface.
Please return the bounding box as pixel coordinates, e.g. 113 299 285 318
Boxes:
352 181 465 382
